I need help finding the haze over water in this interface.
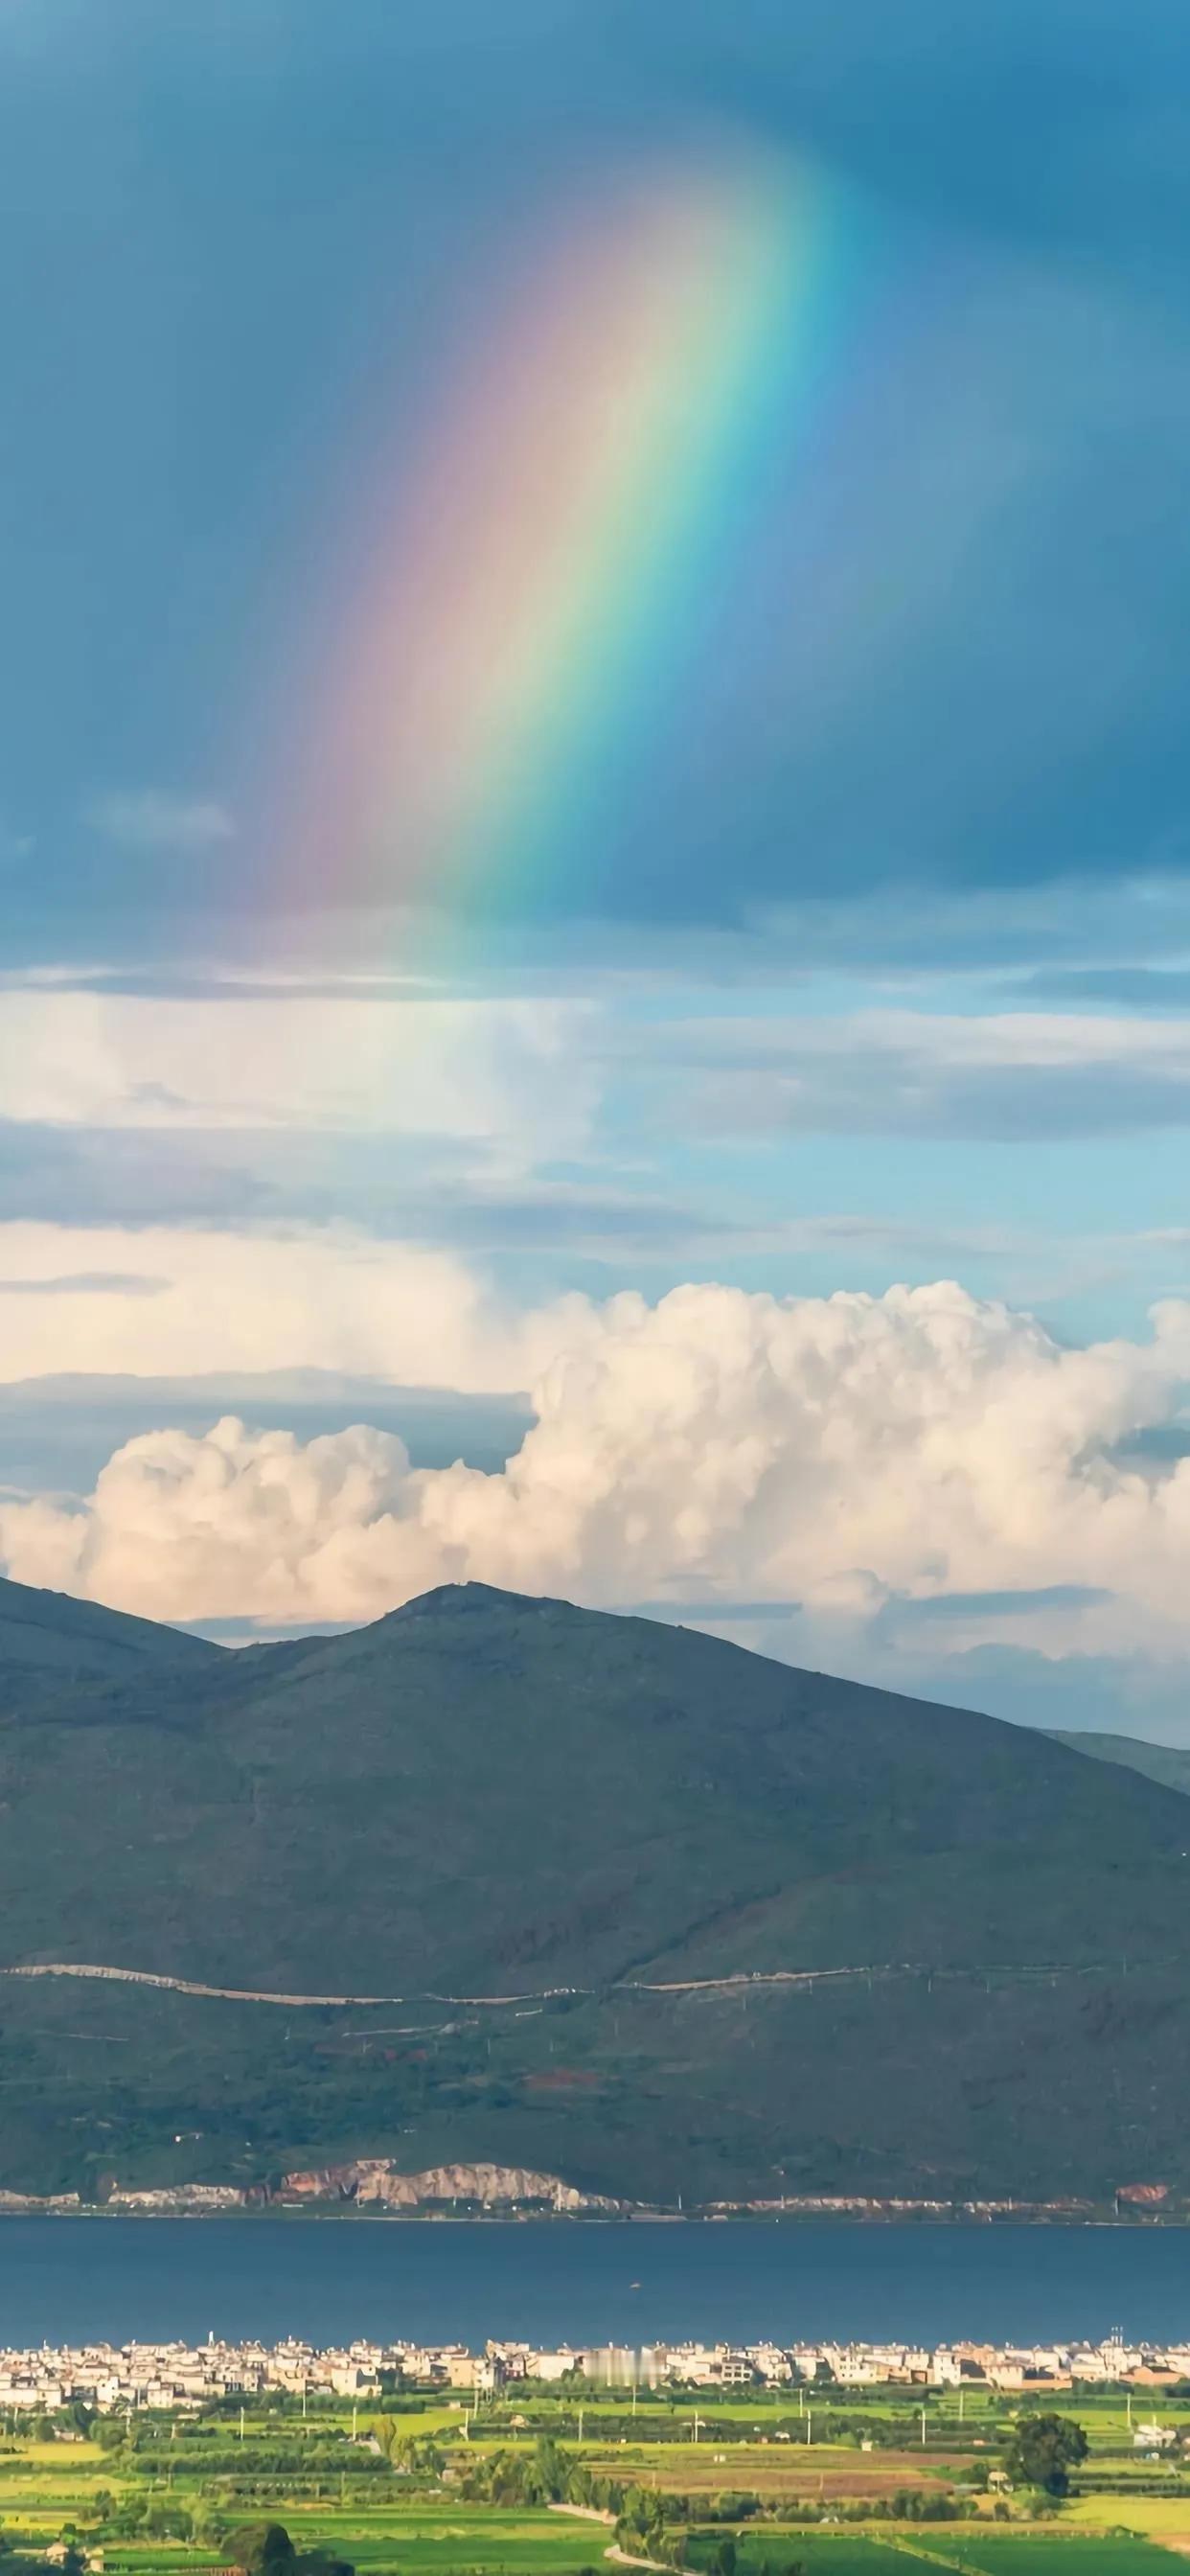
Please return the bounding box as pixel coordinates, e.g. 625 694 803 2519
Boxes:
0 2223 1183 2351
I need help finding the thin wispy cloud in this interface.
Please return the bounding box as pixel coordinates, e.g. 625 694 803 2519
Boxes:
661 1009 1190 1141
87 791 236 854
0 1271 169 1298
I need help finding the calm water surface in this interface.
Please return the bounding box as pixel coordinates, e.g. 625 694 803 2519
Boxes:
0 2221 1185 2348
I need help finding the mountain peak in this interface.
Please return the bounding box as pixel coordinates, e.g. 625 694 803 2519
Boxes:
375 1579 580 1626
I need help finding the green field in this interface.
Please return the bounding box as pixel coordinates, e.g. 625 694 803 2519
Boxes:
695 2542 907 2576
675 2538 1183 2576
247 2508 610 2575
889 2542 1176 2576
0 2381 1187 2576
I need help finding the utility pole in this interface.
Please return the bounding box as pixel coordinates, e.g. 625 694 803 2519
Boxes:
921 2407 927 2448
806 2411 812 2447
240 2406 245 2444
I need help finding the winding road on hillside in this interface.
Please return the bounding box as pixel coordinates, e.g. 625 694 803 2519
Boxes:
0 1956 1145 2008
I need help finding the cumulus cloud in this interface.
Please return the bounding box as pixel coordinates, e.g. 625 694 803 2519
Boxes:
9 1279 1190 1647
87 792 236 853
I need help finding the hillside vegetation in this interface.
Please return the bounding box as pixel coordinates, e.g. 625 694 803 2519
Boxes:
0 1576 1189 2202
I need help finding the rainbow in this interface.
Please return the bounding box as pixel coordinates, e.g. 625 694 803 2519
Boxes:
287 152 865 911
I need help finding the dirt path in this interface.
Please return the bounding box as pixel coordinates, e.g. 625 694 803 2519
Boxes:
0 1962 578 2008
0 1957 1140 2011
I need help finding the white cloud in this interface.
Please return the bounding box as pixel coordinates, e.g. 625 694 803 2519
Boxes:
0 987 596 1158
662 1007 1190 1139
760 1009 1190 1071
0 1225 526 1388
0 1271 167 1298
9 1277 1190 1645
87 792 236 853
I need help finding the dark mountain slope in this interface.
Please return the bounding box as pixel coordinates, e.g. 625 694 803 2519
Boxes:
1048 1729 1190 1799
0 1571 220 1682
3 1577 1189 1991
2 1579 1190 2203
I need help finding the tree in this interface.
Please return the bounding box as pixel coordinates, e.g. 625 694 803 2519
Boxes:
237 2524 297 2576
532 2436 568 2502
143 2504 194 2542
234 2526 355 2576
1004 2413 1088 2497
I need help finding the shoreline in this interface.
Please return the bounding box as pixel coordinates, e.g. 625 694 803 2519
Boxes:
0 2206 1181 2226
0 2158 1174 2226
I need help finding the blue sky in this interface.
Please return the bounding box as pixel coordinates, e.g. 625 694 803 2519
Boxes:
4 0 1190 1734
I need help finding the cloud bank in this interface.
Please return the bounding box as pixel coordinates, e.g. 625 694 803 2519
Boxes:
0 1227 519 1386
0 985 594 1154
675 1009 1190 1141
7 1280 1190 1662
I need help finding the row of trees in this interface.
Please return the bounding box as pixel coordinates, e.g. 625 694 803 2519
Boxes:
457 2435 626 2516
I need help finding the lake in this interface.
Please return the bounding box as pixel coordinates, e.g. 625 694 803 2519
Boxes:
0 2220 1185 2349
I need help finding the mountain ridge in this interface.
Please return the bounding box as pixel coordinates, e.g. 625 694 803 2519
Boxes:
0 1569 220 1676
1046 1727 1190 1798
0 1573 1189 2205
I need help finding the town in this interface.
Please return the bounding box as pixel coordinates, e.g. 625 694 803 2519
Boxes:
0 2322 1182 2576
0 2330 1187 2414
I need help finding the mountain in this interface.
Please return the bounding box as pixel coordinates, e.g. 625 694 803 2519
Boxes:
1047 1729 1190 1799
2 1577 1190 2208
0 1571 218 1680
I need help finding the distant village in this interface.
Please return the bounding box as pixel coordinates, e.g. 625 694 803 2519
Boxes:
2 2331 1190 2417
